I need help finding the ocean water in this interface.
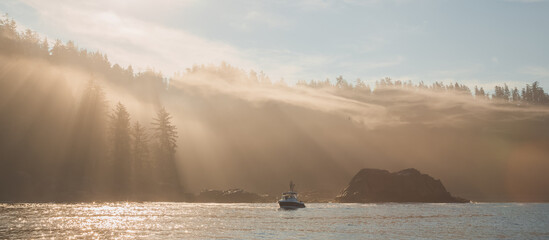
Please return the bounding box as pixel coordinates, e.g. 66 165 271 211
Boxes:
1 202 548 239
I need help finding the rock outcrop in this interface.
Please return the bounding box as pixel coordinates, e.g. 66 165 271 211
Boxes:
196 189 272 203
335 168 469 203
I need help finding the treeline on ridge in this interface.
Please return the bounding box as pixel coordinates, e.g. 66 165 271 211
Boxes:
2 15 547 106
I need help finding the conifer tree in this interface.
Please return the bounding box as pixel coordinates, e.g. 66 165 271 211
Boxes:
512 87 521 102
132 121 149 170
152 107 177 158
131 121 150 195
151 107 181 196
62 78 108 198
109 102 132 197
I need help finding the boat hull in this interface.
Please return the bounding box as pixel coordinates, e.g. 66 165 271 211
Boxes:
278 200 306 209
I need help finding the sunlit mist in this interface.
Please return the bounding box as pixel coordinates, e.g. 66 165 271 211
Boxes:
2 1 549 205
3 1 549 239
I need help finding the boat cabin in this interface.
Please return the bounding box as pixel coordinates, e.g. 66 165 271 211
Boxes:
281 191 298 200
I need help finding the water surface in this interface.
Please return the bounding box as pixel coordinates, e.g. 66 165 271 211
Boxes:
1 203 548 239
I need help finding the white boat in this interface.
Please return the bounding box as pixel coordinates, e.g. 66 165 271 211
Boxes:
278 181 305 209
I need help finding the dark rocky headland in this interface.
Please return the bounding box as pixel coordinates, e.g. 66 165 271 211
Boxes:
335 168 469 203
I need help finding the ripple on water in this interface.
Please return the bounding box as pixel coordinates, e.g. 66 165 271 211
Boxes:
1 203 549 239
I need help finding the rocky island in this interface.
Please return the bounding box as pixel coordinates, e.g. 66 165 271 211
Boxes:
335 168 469 203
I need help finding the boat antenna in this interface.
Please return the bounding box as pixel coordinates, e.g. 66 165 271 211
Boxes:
290 180 295 192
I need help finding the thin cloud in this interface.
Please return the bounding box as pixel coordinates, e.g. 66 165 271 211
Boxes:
233 10 290 31
14 0 334 83
19 0 250 75
504 0 548 2
521 66 549 78
338 56 405 71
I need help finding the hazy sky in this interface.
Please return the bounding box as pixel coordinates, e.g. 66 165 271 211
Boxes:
2 0 549 87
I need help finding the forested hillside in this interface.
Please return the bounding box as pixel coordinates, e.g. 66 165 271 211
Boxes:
0 18 180 201
2 17 549 202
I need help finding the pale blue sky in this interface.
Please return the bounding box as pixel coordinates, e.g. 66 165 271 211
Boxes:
1 0 549 88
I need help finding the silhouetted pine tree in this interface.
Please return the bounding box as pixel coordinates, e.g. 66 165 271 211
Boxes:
0 16 19 55
62 78 108 200
354 78 371 95
109 102 132 198
131 121 150 197
512 87 521 103
503 84 511 101
336 76 351 90
151 107 181 197
474 86 487 100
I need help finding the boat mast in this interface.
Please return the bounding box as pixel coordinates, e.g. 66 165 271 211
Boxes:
290 180 295 192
